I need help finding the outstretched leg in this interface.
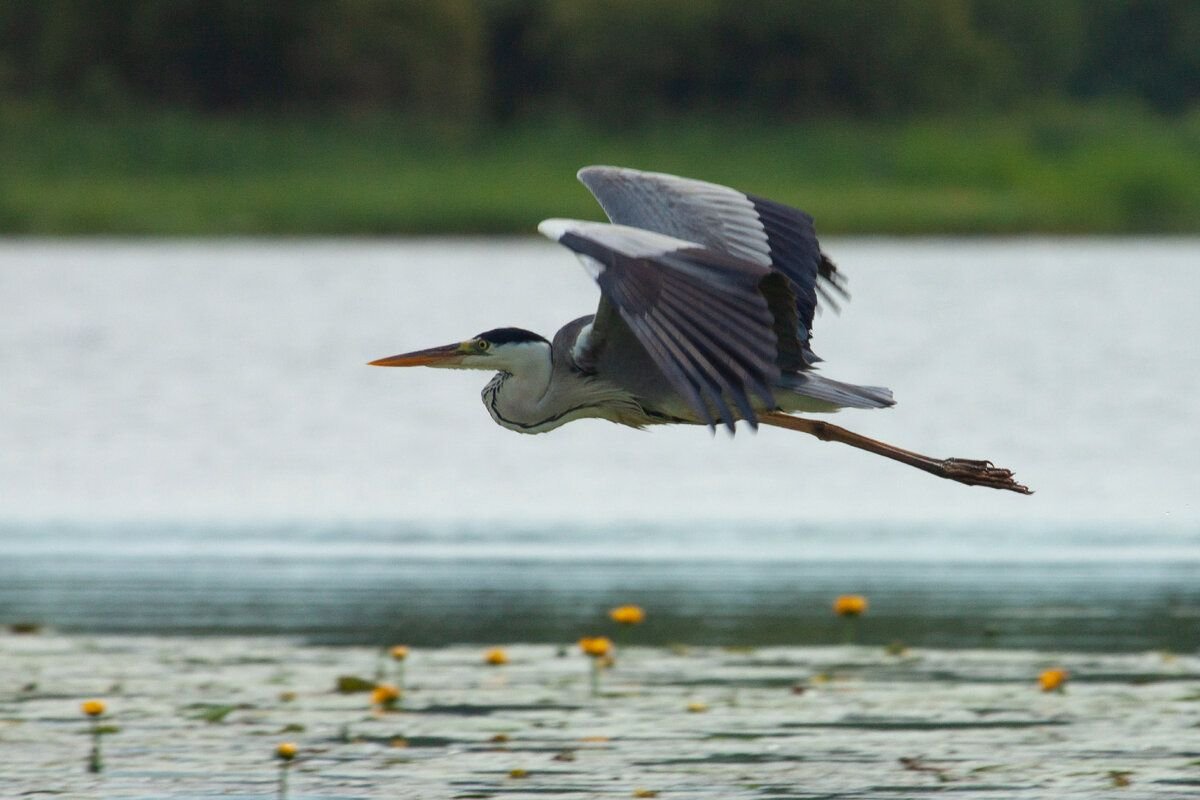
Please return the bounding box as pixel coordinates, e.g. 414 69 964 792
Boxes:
760 412 1031 494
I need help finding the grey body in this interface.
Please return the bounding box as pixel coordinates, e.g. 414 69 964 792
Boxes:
478 312 890 435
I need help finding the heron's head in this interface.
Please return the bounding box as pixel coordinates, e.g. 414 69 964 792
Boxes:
369 327 550 372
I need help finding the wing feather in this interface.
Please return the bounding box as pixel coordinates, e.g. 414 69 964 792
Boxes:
655 293 774 416
626 317 710 421
577 165 846 370
538 218 779 431
641 313 739 430
658 281 776 357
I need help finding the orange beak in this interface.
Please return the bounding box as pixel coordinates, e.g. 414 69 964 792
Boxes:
368 342 466 368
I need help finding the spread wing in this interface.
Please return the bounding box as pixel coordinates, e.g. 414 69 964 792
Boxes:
538 219 780 432
577 165 845 369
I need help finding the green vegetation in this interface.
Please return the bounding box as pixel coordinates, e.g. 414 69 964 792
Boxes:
3 105 1199 235
4 2 1198 119
2 2 1198 233
186 703 241 723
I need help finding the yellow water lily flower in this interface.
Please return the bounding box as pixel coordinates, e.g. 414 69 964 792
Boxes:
484 648 509 665
389 645 409 661
81 699 106 717
276 742 298 761
1039 667 1069 692
609 605 646 625
833 594 868 617
578 637 613 658
371 683 402 708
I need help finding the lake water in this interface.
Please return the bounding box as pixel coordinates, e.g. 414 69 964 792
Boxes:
2 239 1198 649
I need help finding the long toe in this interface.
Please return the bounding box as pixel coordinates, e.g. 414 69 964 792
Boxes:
941 458 1031 494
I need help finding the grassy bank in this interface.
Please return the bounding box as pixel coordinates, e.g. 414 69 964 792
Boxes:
3 105 1199 235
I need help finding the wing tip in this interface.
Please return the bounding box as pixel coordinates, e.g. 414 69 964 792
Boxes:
577 164 621 174
537 218 574 242
577 164 624 190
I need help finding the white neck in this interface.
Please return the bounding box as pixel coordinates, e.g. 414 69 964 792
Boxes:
479 341 560 433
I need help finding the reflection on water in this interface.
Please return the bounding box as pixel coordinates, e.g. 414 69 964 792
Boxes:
2 239 1198 648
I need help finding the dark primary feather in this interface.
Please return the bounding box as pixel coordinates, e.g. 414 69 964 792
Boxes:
745 193 846 358
556 228 780 431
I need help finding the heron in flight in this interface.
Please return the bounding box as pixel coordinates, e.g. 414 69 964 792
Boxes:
371 166 1029 494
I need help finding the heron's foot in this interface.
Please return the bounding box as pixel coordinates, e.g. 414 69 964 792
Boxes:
939 458 1032 494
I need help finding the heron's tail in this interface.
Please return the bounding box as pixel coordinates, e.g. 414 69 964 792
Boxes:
779 372 895 410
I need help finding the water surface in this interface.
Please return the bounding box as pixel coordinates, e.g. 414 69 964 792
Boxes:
2 239 1197 647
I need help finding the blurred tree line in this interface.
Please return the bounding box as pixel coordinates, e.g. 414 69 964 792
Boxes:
0 0 1197 124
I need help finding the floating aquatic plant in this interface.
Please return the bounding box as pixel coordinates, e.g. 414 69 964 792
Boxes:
189 703 238 724
579 637 613 696
81 699 106 773
275 742 297 799
371 683 402 712
1039 667 1069 693
484 648 509 666
833 594 868 616
609 605 646 625
608 605 646 650
335 675 376 693
833 594 868 643
579 637 612 657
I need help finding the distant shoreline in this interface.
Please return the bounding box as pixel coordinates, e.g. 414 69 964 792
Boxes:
3 106 1198 236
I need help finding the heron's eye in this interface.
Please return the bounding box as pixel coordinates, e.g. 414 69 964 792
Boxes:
476 339 490 352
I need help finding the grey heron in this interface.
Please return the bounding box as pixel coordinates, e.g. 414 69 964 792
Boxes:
371 166 1030 494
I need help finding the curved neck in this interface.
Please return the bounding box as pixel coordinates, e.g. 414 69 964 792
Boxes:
480 342 559 433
